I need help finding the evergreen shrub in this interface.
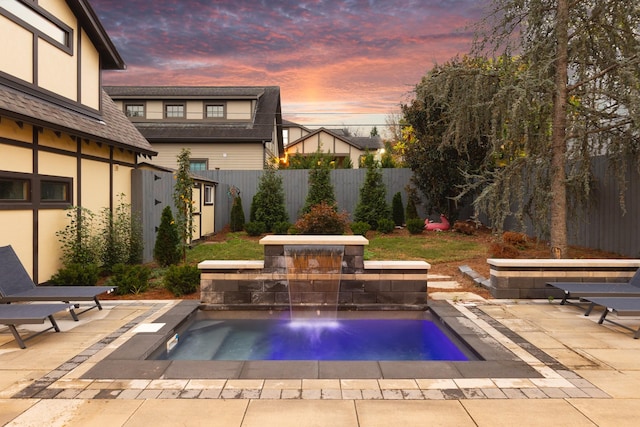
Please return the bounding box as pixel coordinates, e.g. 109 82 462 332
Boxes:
392 192 405 226
230 196 246 232
49 263 100 286
406 218 425 234
154 206 181 267
350 221 371 236
164 264 200 296
109 263 151 295
244 221 266 236
273 221 291 235
377 218 395 234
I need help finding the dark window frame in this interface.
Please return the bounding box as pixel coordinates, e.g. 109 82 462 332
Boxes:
0 171 72 209
0 0 74 54
204 103 225 119
204 185 214 205
125 103 145 118
164 102 185 119
189 159 208 172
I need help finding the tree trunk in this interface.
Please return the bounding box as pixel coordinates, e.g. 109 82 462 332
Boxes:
550 0 569 259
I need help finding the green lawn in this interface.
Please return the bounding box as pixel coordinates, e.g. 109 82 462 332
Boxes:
186 231 487 265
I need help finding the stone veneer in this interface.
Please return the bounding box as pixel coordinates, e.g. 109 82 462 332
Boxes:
487 258 640 299
199 235 430 310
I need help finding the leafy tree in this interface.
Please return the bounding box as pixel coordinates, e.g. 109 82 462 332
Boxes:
392 192 404 226
56 206 100 266
406 0 640 258
229 195 246 232
354 153 391 230
252 165 288 232
173 149 195 262
402 56 496 219
99 193 143 271
302 152 337 214
154 206 181 267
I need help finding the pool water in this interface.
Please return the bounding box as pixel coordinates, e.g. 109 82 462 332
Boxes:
157 319 470 361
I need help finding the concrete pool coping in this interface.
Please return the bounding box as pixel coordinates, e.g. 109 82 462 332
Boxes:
80 300 542 380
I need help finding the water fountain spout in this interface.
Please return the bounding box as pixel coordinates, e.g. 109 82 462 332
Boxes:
284 245 344 322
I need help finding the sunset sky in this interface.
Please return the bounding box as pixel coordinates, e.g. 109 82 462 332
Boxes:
92 0 489 135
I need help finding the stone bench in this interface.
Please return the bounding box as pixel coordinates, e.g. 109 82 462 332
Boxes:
486 258 640 299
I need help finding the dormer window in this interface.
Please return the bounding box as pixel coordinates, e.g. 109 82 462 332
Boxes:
125 104 145 118
165 103 185 118
205 104 224 119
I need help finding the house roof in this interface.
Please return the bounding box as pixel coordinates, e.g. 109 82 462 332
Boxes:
282 119 311 131
287 127 383 152
67 0 125 69
0 85 156 156
104 86 284 152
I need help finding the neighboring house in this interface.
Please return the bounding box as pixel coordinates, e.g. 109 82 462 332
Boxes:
282 119 311 147
105 86 285 170
284 127 384 168
0 0 156 283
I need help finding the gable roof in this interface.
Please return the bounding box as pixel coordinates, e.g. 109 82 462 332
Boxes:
0 86 155 156
287 127 383 152
67 0 125 69
104 86 284 153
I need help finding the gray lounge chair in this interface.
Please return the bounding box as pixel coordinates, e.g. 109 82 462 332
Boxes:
0 303 71 348
547 268 640 314
0 245 116 321
583 297 640 339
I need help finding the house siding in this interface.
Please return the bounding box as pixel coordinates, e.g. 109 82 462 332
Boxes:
0 15 32 82
0 0 153 283
151 142 264 170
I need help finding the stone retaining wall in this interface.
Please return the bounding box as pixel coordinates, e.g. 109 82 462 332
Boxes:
199 236 430 310
487 258 640 299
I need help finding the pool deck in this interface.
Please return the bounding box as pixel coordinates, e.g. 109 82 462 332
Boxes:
1 291 639 426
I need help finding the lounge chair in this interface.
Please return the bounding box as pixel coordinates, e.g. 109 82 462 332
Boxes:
583 297 640 339
547 268 640 314
0 245 116 321
0 303 71 348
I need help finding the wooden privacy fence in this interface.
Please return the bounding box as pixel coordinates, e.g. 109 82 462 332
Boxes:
132 158 639 263
132 168 420 263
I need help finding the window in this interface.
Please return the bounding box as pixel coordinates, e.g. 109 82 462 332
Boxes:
165 104 184 118
283 129 289 146
0 0 72 51
125 104 145 118
0 177 29 201
204 185 214 205
205 104 224 118
41 180 69 202
189 160 207 172
0 172 71 208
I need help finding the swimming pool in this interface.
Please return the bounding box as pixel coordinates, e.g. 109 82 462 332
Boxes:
154 316 472 361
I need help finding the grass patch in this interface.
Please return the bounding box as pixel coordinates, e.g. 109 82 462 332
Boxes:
185 231 486 266
186 232 264 263
366 233 486 263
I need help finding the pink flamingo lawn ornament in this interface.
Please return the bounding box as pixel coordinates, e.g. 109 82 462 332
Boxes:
424 214 450 231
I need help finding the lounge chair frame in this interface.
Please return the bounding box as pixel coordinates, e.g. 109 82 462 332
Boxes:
547 268 640 313
584 297 640 339
0 303 71 348
0 246 116 321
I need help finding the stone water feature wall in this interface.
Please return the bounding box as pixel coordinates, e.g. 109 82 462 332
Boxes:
199 236 430 310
